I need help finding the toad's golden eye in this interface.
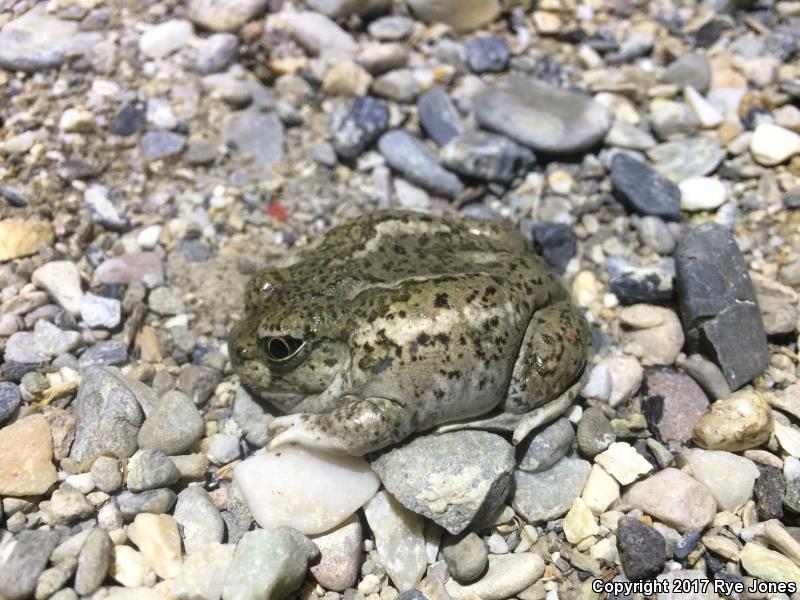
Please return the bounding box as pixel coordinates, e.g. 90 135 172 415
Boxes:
261 336 305 362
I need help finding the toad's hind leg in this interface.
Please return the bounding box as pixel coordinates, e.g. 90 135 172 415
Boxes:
267 396 415 456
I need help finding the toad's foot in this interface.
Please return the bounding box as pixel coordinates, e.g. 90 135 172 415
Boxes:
267 396 415 456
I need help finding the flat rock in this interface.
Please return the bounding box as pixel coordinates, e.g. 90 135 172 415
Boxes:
372 431 515 534
642 367 709 443
647 137 724 183
378 130 464 198
140 131 186 161
139 19 193 59
406 0 500 32
581 464 620 515
0 219 54 261
517 418 574 472
75 528 113 596
188 0 269 32
623 468 717 533
32 261 83 316
234 446 380 534
417 88 463 146
675 222 768 389
750 123 800 166
309 515 362 591
364 491 427 592
0 5 100 72
611 154 681 221
70 367 144 463
475 78 611 154
0 530 59 600
512 457 591 522
686 449 759 512
0 414 57 496
93 253 164 288
444 553 544 600
662 52 711 92
440 131 535 183
740 543 800 587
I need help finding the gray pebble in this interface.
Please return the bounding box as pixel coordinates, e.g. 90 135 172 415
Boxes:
140 130 187 161
577 407 615 458
74 528 112 596
126 449 180 492
442 532 488 583
417 88 463 146
174 486 225 554
80 293 122 329
372 68 420 103
512 457 591 522
194 33 239 74
0 381 21 423
177 364 222 405
378 130 464 198
90 456 123 493
49 484 95 524
517 418 575 473
464 36 510 73
678 354 732 401
440 130 535 183
368 15 414 41
233 386 272 447
148 286 185 316
0 529 59 600
138 390 204 455
117 488 177 521
78 340 129 370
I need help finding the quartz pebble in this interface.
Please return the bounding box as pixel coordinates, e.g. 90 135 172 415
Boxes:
679 177 727 211
32 261 83 316
139 20 193 59
127 513 183 579
750 123 800 166
595 442 653 485
686 449 759 512
234 446 380 534
581 464 620 515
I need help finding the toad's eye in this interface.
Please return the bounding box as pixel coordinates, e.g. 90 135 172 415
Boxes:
260 336 305 362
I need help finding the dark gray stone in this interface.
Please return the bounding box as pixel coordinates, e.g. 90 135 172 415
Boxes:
475 78 611 154
755 465 785 521
78 340 129 370
372 431 514 534
117 488 177 521
611 154 681 221
674 222 768 390
464 36 510 73
332 96 389 160
377 130 464 198
532 222 576 274
617 517 666 581
440 131 535 183
517 418 574 473
0 529 59 600
70 367 143 463
0 381 21 423
785 477 800 514
641 367 709 444
417 88 463 146
609 268 674 305
673 529 702 561
111 104 146 136
576 408 615 459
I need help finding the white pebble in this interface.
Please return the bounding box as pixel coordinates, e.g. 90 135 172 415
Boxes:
750 123 800 166
581 365 611 402
684 86 723 128
679 177 727 212
139 19 194 59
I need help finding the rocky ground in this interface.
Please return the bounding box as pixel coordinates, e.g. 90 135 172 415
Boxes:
1 0 800 598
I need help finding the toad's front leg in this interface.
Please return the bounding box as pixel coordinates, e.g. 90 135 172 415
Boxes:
267 396 415 456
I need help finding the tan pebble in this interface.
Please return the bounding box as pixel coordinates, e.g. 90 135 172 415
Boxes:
693 389 773 452
0 414 58 496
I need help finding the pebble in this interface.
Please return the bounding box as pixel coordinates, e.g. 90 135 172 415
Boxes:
464 36 510 73
364 491 427 592
678 177 727 212
532 222 576 274
517 418 574 473
595 442 653 485
310 515 362 591
0 530 59 600
606 121 657 151
176 364 221 405
443 532 488 583
444 553 544 600
127 513 183 579
373 431 513 534
193 33 239 74
111 104 146 137
662 52 711 92
755 464 785 520
235 446 380 534
60 108 94 133
80 293 122 329
775 423 800 458
610 267 674 306
148 286 185 315
36 561 77 600
4 331 48 364
93 253 164 288
170 542 233 600
576 407 615 458
332 96 389 160
32 261 83 316
642 367 709 443
78 340 129 370
0 6 100 72
377 130 464 198
90 456 123 493
636 216 675 255
127 449 180 492
564 497 599 544
173 486 225 554
648 137 724 183
581 365 612 402
750 123 800 166
417 88 463 146
372 68 420 103
48 483 95 524
70 367 144 463
752 273 799 336
282 11 357 57
440 131 535 183
0 382 21 423
581 464 620 515
684 86 723 128
475 78 611 154
740 542 800 587
140 130 187 161
117 489 177 521
611 154 681 221
512 457 591 521
686 449 759 512
678 354 731 401
693 388 772 453
617 517 666 581
604 355 644 407
623 468 717 533
232 386 272 447
650 99 700 140
621 304 685 366
406 0 500 32
207 433 240 463
323 61 372 96
0 219 54 262
75 528 113 596
187 0 269 32
675 223 768 389
139 19 193 59
0 414 57 497
368 15 415 40
224 108 284 167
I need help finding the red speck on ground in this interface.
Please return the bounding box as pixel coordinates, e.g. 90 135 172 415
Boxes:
266 201 287 222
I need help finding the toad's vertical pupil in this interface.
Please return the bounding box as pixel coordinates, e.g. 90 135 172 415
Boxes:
264 336 305 362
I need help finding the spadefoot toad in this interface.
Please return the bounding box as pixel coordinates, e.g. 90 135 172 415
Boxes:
230 211 590 455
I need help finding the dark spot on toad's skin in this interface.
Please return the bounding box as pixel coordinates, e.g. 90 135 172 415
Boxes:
434 292 449 308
